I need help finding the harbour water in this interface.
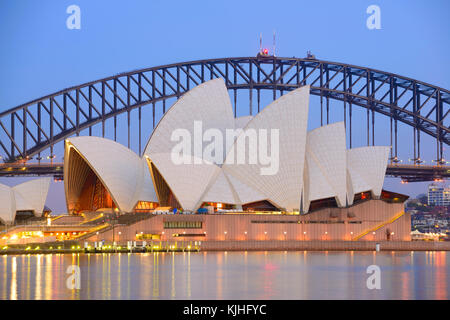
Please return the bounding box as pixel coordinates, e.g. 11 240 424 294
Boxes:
0 251 448 300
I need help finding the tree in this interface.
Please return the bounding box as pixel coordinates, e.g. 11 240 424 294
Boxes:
417 194 428 205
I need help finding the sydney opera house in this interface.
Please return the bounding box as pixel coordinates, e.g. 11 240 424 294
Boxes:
61 78 411 242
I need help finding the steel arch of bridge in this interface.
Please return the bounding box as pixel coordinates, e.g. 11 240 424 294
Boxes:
0 56 449 165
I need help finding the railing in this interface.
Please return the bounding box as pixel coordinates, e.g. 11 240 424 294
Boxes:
352 211 406 240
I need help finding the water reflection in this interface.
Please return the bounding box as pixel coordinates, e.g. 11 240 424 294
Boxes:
0 251 448 300
10 256 16 300
171 253 176 298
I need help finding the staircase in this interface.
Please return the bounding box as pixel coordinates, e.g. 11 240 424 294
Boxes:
73 223 111 241
352 211 406 241
74 213 156 241
117 212 155 225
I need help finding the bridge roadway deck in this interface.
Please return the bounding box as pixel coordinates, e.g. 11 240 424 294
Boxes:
0 162 448 182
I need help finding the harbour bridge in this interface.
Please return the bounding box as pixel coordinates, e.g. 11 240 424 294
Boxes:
0 55 449 182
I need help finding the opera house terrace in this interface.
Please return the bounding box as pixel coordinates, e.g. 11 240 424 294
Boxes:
2 78 437 252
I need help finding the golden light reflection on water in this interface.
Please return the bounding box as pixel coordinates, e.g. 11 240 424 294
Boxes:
35 254 42 299
70 254 80 300
86 254 91 299
46 254 52 299
216 252 223 299
26 255 30 299
187 252 191 299
171 253 176 298
152 252 159 298
0 251 449 300
101 253 108 299
117 253 121 300
2 255 7 299
10 256 17 300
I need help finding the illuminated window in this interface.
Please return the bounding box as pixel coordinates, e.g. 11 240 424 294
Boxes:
134 201 158 212
163 221 202 229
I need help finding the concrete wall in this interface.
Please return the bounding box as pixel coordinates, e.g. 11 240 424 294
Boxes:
197 240 450 251
85 199 411 243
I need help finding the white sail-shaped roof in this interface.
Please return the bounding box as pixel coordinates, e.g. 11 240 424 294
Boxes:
13 178 51 216
0 183 15 224
65 136 158 213
202 170 237 205
304 155 335 211
0 178 50 224
133 158 159 204
222 86 310 211
346 166 372 205
144 78 235 164
148 153 220 211
223 170 266 205
14 190 30 212
304 122 347 211
143 78 238 211
347 146 390 204
234 116 253 130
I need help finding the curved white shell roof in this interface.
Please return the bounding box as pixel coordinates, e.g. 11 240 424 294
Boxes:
133 158 159 204
13 177 51 217
347 146 390 204
234 116 253 130
0 178 51 224
202 170 237 205
222 86 310 211
304 122 347 211
0 183 16 224
65 136 158 213
223 170 266 205
144 78 235 164
148 153 220 211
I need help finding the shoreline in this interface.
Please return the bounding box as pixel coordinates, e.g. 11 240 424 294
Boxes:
1 240 450 255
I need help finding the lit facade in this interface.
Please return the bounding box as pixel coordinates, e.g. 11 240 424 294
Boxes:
428 184 450 206
85 194 411 243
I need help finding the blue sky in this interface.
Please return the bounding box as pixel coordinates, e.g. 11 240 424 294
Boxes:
0 0 449 213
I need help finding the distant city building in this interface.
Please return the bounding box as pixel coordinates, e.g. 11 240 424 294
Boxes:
428 184 450 206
